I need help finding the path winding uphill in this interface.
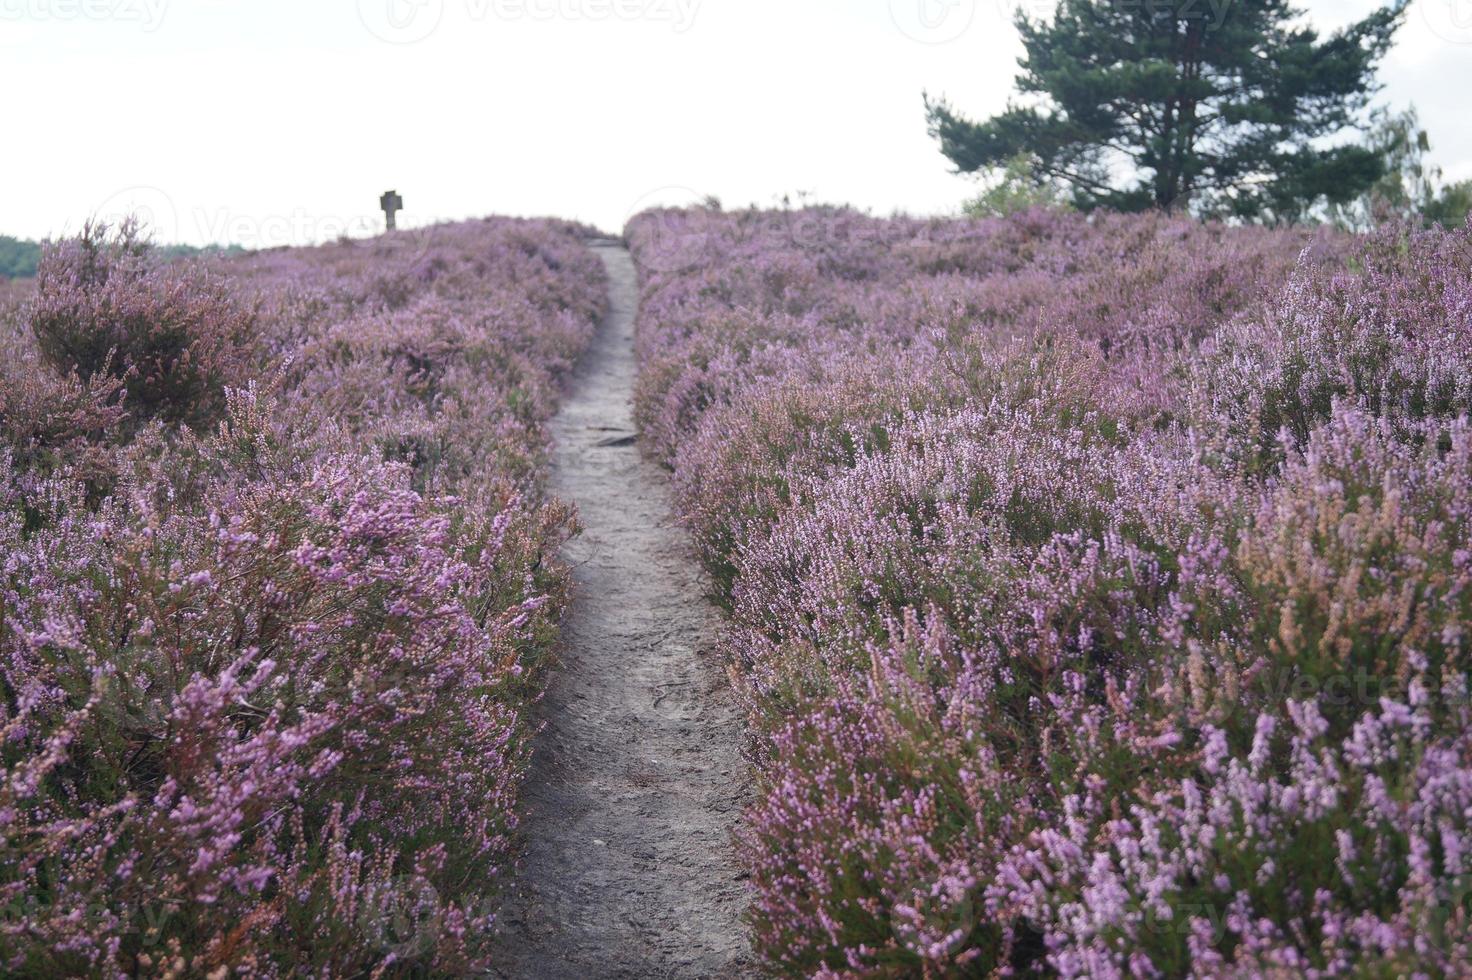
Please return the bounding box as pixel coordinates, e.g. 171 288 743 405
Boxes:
492 242 753 978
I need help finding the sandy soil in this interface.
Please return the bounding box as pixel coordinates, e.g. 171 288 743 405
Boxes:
491 242 753 978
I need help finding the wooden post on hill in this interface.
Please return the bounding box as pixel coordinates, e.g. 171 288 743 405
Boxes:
380 190 403 232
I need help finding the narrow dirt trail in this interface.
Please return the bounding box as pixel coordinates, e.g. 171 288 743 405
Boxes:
492 242 752 978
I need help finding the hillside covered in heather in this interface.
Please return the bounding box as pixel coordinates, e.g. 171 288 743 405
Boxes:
628 206 1472 976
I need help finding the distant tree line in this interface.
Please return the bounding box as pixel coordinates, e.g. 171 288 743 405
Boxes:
0 234 245 279
0 235 41 279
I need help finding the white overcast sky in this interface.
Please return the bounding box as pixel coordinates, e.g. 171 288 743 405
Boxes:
3 0 1468 246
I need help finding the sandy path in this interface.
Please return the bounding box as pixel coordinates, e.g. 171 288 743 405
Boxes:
492 242 752 978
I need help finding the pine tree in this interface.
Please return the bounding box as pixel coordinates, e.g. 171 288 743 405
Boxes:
926 0 1406 221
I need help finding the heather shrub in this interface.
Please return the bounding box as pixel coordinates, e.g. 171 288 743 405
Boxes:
1221 408 1472 737
0 341 125 484
736 404 1472 977
671 333 1119 605
1 421 538 973
629 207 1472 975
1201 220 1472 469
633 311 793 463
729 407 1120 660
671 359 938 598
1 282 126 495
1006 410 1472 977
739 615 1022 976
629 207 1328 476
28 222 259 431
1 216 605 974
993 699 1472 977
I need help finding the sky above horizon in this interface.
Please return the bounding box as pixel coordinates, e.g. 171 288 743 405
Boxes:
3 0 1469 247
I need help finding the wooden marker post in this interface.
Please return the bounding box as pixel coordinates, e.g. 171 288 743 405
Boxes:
380 190 403 231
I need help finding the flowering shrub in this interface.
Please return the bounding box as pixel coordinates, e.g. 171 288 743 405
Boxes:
28 221 259 432
627 206 1472 975
0 348 125 486
1201 224 1472 468
1 218 605 975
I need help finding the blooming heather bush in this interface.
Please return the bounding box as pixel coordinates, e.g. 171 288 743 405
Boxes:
28 221 259 432
630 206 1331 469
1201 223 1472 469
628 207 1472 975
1 217 605 975
2 277 125 491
